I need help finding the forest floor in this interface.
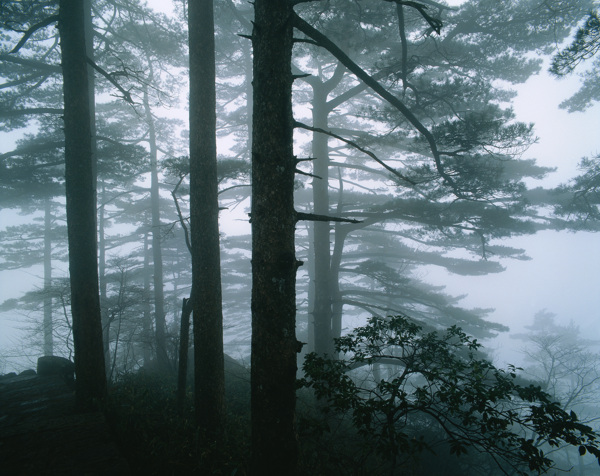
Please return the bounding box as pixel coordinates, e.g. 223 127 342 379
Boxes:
0 374 130 475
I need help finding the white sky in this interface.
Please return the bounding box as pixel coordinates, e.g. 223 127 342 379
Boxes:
436 66 600 366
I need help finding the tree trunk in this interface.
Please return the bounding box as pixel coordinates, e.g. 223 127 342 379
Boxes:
188 0 225 435
250 1 298 473
43 198 53 356
142 231 153 364
98 181 111 375
311 83 334 357
58 0 106 410
176 297 192 415
143 87 169 370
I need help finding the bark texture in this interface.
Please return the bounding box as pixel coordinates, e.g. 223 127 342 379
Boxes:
58 0 106 410
188 0 225 434
250 1 298 473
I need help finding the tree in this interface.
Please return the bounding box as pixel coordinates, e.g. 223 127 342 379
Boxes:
550 8 600 112
301 315 600 475
58 0 106 409
550 6 600 227
250 0 298 473
513 310 600 472
290 0 579 358
1 0 190 372
554 154 600 226
188 0 225 436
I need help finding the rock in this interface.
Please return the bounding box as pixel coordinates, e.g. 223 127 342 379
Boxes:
37 356 75 382
19 369 36 377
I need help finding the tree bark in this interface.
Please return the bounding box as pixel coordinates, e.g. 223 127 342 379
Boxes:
176 297 192 415
188 0 225 435
250 0 298 473
58 0 106 410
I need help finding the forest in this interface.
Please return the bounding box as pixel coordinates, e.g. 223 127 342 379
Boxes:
1 0 600 474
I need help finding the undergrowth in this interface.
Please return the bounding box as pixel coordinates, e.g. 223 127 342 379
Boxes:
106 370 250 475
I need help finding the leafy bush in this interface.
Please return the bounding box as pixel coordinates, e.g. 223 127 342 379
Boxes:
299 315 600 475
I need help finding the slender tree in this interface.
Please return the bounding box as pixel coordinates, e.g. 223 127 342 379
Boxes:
58 0 106 408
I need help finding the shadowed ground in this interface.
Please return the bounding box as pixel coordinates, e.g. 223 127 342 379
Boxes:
0 373 130 475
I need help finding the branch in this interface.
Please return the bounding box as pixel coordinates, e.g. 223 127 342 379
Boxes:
293 14 463 196
295 211 362 224
171 175 192 254
0 141 64 161
0 72 50 90
0 54 61 73
383 1 443 34
8 15 59 54
0 107 63 118
85 57 134 104
294 120 416 185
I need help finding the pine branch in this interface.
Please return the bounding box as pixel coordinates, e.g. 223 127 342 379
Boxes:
0 54 61 73
295 211 362 224
0 107 63 118
292 14 465 197
294 120 416 186
8 15 59 54
85 57 134 104
171 176 192 254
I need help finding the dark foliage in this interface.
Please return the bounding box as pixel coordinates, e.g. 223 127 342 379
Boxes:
106 370 250 476
299 315 600 475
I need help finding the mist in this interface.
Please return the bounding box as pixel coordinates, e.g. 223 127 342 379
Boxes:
1 0 600 474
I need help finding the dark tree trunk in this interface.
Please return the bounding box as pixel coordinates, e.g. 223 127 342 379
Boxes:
176 297 192 415
188 0 225 435
58 0 106 410
250 1 298 473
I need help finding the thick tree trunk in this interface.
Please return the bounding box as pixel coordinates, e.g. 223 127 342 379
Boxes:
58 0 106 410
43 198 53 356
143 87 169 370
250 1 298 473
188 0 225 435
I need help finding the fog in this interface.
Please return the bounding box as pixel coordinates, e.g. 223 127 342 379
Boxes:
1 1 600 473
0 0 598 373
